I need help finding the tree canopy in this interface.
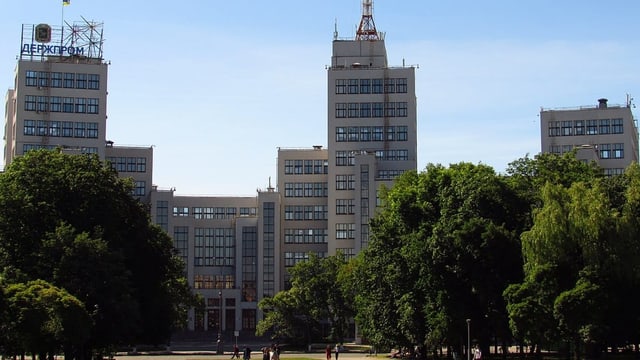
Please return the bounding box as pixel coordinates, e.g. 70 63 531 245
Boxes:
0 150 198 359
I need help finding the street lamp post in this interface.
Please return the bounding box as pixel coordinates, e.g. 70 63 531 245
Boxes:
217 290 223 355
466 319 471 360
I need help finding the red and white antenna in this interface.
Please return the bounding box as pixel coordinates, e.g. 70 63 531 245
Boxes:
356 0 379 41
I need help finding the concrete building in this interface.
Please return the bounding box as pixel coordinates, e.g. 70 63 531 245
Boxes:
326 1 418 256
4 2 417 334
4 21 154 201
540 98 639 175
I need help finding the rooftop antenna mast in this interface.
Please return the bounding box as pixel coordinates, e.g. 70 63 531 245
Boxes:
356 0 379 41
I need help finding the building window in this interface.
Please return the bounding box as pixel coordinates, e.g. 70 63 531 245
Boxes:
336 199 355 215
75 98 86 113
173 207 189 217
548 121 560 137
397 102 408 117
88 74 100 89
335 79 347 94
63 72 74 88
49 97 62 112
372 102 384 117
35 121 45 136
74 122 86 137
574 120 585 135
335 103 347 118
612 143 624 159
284 160 294 174
599 119 610 135
348 103 359 118
347 79 359 94
23 120 36 136
242 309 256 330
611 118 623 134
134 181 146 196
396 78 408 93
561 121 572 136
241 226 257 302
49 121 60 137
384 102 396 117
359 102 371 118
384 78 395 93
336 223 355 239
348 127 359 142
360 79 371 94
372 78 383 94
586 120 598 135
49 72 62 88
37 71 49 88
156 200 168 232
599 144 611 159
86 123 98 138
25 70 37 86
174 226 189 265
304 160 313 174
63 97 74 113
137 157 146 172
37 96 48 112
336 151 348 166
294 160 303 174
87 98 99 114
76 73 87 89
397 126 408 141
61 122 73 137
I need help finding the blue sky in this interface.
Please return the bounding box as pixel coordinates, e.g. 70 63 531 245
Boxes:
2 0 639 195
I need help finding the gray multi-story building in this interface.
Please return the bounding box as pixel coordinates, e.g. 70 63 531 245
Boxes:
540 98 639 175
327 5 418 255
4 2 417 334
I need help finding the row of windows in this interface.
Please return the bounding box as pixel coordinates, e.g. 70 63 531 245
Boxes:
25 70 100 90
336 174 356 190
336 223 355 239
284 252 327 267
335 78 408 94
173 207 257 218
335 102 408 118
106 156 147 173
378 169 406 180
23 120 99 138
283 159 328 175
194 228 235 266
548 118 624 137
24 95 100 114
23 144 97 154
549 143 625 159
336 149 410 165
336 199 355 215
284 182 328 198
284 205 328 221
284 229 328 244
336 126 409 142
193 274 235 289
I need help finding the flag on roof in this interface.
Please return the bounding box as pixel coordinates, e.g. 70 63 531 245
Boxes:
63 0 70 5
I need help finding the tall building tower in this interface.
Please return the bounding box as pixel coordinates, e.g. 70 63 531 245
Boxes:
4 21 154 200
540 97 639 175
327 0 418 256
5 21 108 164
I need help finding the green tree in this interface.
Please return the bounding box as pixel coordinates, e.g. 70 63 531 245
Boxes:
3 280 91 360
0 150 196 358
256 254 354 345
354 163 526 355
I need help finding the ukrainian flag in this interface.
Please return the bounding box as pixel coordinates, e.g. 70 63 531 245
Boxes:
63 0 70 5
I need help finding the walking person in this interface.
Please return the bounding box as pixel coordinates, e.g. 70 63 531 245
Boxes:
473 345 482 360
231 345 240 359
335 344 341 360
243 346 252 360
326 345 332 360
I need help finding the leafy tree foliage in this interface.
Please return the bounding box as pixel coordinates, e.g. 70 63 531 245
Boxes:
0 150 197 358
506 162 640 359
2 280 90 360
354 163 527 354
256 254 354 344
